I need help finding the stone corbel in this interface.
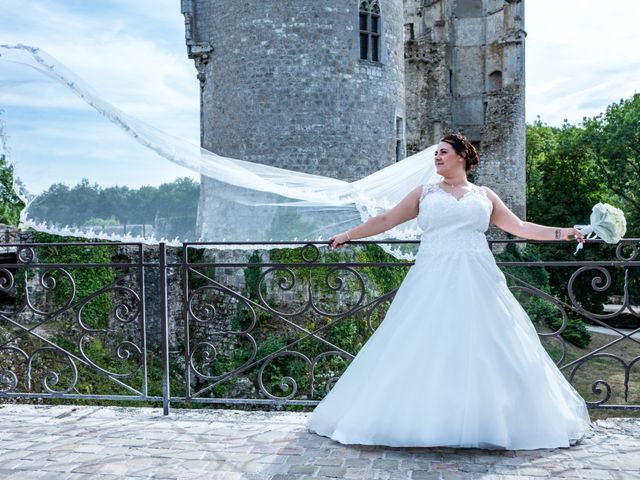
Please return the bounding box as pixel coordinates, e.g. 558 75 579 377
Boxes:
194 55 209 88
187 42 213 88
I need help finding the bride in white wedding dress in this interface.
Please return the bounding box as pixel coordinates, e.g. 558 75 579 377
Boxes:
307 133 591 450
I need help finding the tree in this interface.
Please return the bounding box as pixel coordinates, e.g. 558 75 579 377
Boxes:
526 120 610 229
98 186 132 227
26 176 199 236
583 93 640 236
525 100 638 333
525 118 558 205
0 154 25 225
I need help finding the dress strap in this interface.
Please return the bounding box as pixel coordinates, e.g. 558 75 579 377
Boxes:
420 183 440 201
477 185 488 197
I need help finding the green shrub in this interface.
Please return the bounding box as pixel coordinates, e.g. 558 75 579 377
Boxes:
496 243 591 348
31 232 116 330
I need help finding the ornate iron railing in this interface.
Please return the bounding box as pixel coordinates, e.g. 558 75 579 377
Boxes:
0 239 638 414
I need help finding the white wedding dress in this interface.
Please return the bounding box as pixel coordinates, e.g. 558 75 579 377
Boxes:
307 183 591 450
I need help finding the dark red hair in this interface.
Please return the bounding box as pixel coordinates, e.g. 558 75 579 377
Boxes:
440 132 479 172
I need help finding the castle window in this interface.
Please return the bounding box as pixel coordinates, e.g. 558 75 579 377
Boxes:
488 70 503 92
405 23 415 42
359 0 381 62
395 116 405 162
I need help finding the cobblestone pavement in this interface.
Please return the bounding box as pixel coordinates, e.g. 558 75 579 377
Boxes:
0 405 639 480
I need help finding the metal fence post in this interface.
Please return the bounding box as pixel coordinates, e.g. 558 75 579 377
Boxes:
159 242 170 415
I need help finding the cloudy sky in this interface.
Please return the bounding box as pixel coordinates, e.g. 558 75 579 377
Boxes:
0 0 638 194
525 1 640 126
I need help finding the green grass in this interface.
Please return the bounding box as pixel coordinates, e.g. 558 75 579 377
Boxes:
541 330 640 414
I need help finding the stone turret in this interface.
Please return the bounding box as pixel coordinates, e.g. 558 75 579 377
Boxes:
404 0 526 218
182 0 407 239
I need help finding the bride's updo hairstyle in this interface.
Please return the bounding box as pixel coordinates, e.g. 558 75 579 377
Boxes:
440 132 479 173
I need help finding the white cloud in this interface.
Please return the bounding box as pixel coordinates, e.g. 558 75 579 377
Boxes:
0 0 198 131
0 0 199 193
525 0 640 125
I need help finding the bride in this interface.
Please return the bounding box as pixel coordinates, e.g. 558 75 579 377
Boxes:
307 132 591 450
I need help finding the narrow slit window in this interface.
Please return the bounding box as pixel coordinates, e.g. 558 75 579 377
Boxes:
395 116 405 162
359 0 381 63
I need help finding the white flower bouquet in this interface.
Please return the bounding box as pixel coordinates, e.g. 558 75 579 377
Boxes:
573 203 627 253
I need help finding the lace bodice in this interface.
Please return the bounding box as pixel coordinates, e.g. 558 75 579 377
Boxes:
416 183 494 256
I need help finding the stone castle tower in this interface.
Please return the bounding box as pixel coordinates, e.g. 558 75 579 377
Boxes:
182 0 525 238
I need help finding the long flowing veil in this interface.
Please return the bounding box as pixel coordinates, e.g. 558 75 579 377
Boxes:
0 44 438 257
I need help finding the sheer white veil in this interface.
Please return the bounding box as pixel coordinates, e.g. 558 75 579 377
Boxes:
0 44 439 258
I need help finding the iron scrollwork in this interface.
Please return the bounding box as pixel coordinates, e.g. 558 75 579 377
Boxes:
0 243 146 399
1 240 639 410
187 283 258 381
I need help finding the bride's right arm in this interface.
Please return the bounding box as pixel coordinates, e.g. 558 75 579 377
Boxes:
329 186 422 249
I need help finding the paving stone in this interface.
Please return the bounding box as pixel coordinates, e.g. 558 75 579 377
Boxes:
317 466 348 477
251 445 280 454
417 453 448 462
611 472 640 480
300 476 344 480
372 458 400 469
287 464 316 475
373 471 394 480
344 457 374 468
0 406 639 480
548 467 581 478
337 467 371 479
517 466 551 477
617 452 640 470
458 462 490 473
284 455 313 465
400 459 434 470
278 447 305 455
328 446 360 458
360 450 386 459
577 469 615 479
5 472 53 480
410 471 440 480
315 456 344 466
384 450 415 460
440 473 475 480
431 462 459 471
180 473 245 480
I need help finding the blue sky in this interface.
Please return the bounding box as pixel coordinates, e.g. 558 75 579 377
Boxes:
1 0 639 194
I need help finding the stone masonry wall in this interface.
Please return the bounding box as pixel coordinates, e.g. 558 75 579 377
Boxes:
403 0 526 219
182 0 406 240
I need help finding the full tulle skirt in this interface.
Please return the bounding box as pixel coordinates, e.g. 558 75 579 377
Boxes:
306 249 590 450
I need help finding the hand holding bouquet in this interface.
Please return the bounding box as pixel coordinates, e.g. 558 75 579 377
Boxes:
573 203 627 253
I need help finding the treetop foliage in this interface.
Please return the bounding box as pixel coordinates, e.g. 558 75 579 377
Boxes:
0 153 25 225
27 176 199 229
526 93 639 238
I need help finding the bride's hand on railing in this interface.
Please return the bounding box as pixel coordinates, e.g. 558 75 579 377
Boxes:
566 227 585 244
329 231 351 250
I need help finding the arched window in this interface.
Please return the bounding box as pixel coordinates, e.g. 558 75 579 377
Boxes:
359 0 381 62
488 70 503 92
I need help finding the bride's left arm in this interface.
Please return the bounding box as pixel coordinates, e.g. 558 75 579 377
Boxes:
485 187 584 242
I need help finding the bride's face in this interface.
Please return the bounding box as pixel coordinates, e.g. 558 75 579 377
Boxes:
434 142 465 176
